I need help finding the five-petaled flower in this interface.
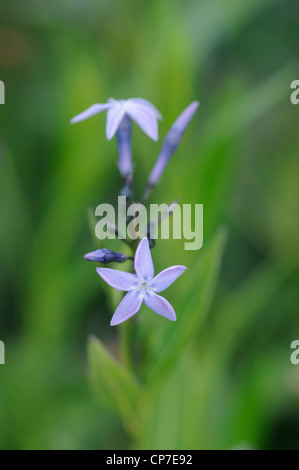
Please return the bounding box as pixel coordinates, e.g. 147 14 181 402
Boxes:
96 238 186 326
71 97 162 141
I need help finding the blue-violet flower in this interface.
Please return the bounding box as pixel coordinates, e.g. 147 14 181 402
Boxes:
96 238 186 326
71 97 162 141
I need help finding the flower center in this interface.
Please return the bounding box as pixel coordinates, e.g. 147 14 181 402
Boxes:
136 278 152 294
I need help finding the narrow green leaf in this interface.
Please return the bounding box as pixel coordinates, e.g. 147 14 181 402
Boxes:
147 228 227 387
88 336 142 437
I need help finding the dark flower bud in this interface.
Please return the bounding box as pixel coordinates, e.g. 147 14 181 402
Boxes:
84 248 129 264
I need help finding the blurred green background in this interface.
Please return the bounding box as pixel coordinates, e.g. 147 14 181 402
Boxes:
0 0 299 450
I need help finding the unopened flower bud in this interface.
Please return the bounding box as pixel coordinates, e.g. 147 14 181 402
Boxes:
147 101 199 187
84 248 129 264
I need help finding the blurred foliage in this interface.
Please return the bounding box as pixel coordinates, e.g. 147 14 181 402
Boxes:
0 0 299 450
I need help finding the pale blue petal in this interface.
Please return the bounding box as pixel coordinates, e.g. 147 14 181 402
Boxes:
134 238 154 280
129 98 162 120
110 291 143 326
125 103 159 141
96 267 137 291
144 292 176 321
151 265 187 293
106 106 126 140
70 103 111 124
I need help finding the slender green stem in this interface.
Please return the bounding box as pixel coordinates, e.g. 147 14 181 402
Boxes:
120 253 137 372
121 320 134 372
140 183 154 204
